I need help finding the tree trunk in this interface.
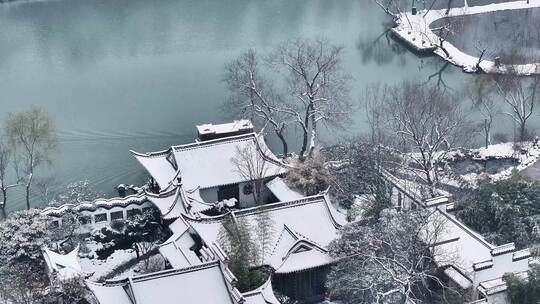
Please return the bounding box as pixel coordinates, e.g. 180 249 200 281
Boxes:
446 0 453 15
424 167 436 197
251 181 259 206
309 112 317 157
520 122 527 142
299 112 310 160
484 119 491 149
276 128 288 157
25 183 31 210
299 126 309 159
1 188 6 219
299 103 313 159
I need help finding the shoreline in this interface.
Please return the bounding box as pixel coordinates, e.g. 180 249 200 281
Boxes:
392 0 540 75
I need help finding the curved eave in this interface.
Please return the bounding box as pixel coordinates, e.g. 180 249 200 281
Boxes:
145 187 185 219
130 149 178 190
274 249 334 275
242 278 280 304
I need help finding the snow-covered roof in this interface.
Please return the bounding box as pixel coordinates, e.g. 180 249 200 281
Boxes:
158 217 211 269
131 150 179 191
146 188 186 220
444 266 472 290
383 170 531 292
183 194 345 272
86 281 132 304
430 208 494 272
265 177 304 202
427 206 531 289
145 186 214 219
43 246 82 280
196 120 254 139
274 239 333 274
132 133 287 192
87 261 244 304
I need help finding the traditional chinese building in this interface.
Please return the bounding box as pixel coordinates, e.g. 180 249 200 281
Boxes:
385 170 531 304
86 260 280 304
131 126 287 210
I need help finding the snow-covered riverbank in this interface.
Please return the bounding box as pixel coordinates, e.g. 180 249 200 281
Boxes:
392 0 540 75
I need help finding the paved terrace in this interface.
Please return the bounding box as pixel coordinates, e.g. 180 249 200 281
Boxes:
524 158 540 181
392 0 540 75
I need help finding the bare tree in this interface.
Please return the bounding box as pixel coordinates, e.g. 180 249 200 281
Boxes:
472 40 496 73
373 0 406 17
468 76 499 148
327 209 462 304
364 83 391 146
492 75 539 142
0 136 21 218
325 140 394 218
231 144 269 205
224 50 290 156
431 14 466 60
270 38 352 158
381 82 470 196
225 39 352 160
373 0 460 19
5 106 57 210
230 144 276 264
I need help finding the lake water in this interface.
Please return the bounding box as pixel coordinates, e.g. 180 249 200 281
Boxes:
0 0 532 212
433 6 540 63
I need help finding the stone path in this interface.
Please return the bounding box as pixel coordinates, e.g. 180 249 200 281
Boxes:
524 159 540 181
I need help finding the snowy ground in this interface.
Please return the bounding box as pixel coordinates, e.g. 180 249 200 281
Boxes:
441 142 540 187
79 242 137 281
79 240 167 281
392 0 540 75
79 244 167 281
523 157 540 181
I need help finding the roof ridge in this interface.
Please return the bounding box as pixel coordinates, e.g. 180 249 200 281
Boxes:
269 225 299 258
288 228 327 250
182 194 327 224
131 260 221 283
95 260 222 287
172 133 256 152
435 207 494 250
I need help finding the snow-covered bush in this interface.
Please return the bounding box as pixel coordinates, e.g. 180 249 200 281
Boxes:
327 210 464 304
504 264 540 304
0 209 53 303
91 209 168 260
286 148 332 196
44 275 92 304
456 173 540 248
275 292 298 304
